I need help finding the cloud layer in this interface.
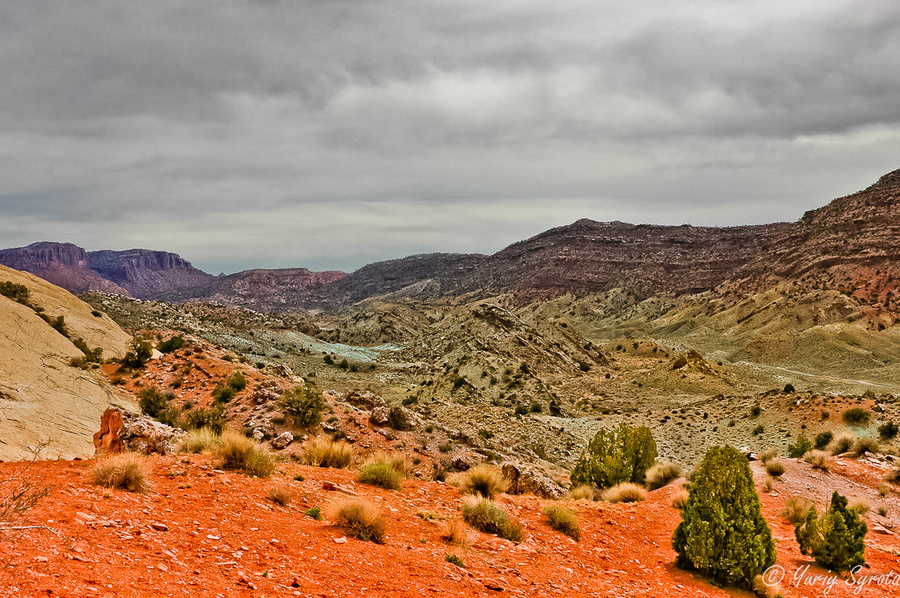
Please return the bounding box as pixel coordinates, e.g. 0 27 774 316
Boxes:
2 1 899 273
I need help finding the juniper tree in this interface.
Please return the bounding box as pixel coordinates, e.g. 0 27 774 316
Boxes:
672 445 776 588
570 423 657 489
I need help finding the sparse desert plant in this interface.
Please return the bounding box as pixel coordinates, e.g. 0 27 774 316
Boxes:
765 460 785 477
211 382 236 404
226 370 247 392
878 483 893 497
804 450 832 472
93 453 152 493
279 383 325 428
672 445 775 589
787 435 813 458
445 554 465 568
885 468 900 485
454 464 509 499
301 438 352 469
268 484 294 506
543 505 581 541
877 506 889 517
157 334 185 353
362 451 410 476
842 407 871 427
442 518 471 547
763 475 775 492
671 487 689 509
781 496 815 525
303 506 323 520
850 436 880 458
461 496 523 542
121 337 152 369
358 462 403 491
814 431 833 450
183 406 226 434
462 496 523 542
1 450 52 531
564 485 596 501
571 423 657 489
879 421 899 441
215 431 275 477
645 462 683 490
794 491 867 571
601 482 648 503
828 432 856 455
848 497 870 515
331 499 386 543
177 428 220 454
758 448 780 464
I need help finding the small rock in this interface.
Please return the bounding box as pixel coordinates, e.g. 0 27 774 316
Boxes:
334 537 348 544
149 522 169 532
34 556 49 563
271 431 294 450
873 524 894 535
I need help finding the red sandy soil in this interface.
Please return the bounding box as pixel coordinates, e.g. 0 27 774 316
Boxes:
1 454 899 598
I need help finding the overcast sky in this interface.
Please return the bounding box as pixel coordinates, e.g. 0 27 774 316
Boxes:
1 1 899 274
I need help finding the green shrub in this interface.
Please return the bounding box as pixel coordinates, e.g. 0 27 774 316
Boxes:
878 421 899 441
571 423 657 489
645 462 683 490
226 370 247 392
304 506 323 520
814 432 833 450
461 496 523 542
445 554 465 568
72 337 103 363
543 505 581 541
787 435 813 458
211 382 237 404
0 281 30 304
183 406 226 434
157 335 185 353
672 445 776 589
843 408 871 427
121 337 152 369
783 383 795 393
279 384 325 428
358 462 403 491
750 404 761 417
794 491 867 571
138 387 180 427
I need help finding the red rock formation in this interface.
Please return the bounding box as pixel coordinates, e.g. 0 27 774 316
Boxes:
93 408 124 455
0 242 128 295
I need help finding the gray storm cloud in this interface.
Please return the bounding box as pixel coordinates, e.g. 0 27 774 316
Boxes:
1 0 899 274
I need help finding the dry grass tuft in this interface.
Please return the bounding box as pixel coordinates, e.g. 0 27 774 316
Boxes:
453 464 510 499
268 484 294 506
362 451 410 476
758 448 780 465
828 432 856 456
215 431 275 477
563 485 596 501
885 468 900 485
461 496 523 542
849 436 880 458
543 505 581 541
302 438 352 469
442 518 471 548
177 428 220 454
803 450 833 472
848 497 871 516
331 499 386 543
765 459 785 477
601 482 648 503
645 462 683 490
358 462 403 491
93 453 152 493
671 487 689 509
780 496 815 525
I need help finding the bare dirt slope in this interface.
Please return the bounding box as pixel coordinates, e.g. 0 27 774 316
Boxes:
0 265 134 460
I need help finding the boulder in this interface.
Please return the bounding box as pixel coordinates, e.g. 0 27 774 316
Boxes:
272 431 294 449
119 411 186 455
501 460 563 499
93 408 124 455
345 390 387 411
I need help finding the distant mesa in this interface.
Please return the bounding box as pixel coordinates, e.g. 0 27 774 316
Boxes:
1 167 898 310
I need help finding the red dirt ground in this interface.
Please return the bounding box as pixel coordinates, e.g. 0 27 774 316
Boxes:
2 454 900 598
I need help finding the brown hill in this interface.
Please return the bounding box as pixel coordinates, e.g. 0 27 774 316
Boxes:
88 248 214 299
0 265 133 460
0 242 128 295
